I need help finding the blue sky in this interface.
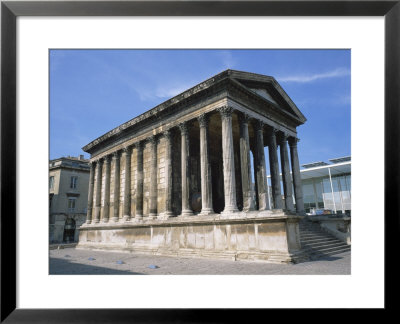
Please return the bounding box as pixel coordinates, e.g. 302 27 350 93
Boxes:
50 49 350 167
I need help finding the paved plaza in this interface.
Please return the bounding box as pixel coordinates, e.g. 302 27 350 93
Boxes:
49 247 350 275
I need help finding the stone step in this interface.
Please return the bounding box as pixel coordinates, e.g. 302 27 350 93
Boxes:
302 241 347 249
302 241 344 248
307 249 351 260
300 234 333 240
300 236 337 241
299 225 322 229
306 245 351 255
299 219 351 260
300 229 323 233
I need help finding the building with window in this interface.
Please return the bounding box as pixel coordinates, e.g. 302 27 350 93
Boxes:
300 157 351 215
49 155 90 244
267 156 351 215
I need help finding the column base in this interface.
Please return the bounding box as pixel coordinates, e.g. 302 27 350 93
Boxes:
200 208 214 216
102 218 109 223
221 207 239 217
135 215 143 220
157 212 175 220
148 213 157 220
111 217 119 222
93 219 100 224
86 220 92 224
122 215 131 222
180 210 193 217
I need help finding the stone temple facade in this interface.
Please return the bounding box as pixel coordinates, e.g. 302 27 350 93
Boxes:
77 70 307 263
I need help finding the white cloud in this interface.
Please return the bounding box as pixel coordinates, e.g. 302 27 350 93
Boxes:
155 84 193 99
217 50 236 69
277 68 350 83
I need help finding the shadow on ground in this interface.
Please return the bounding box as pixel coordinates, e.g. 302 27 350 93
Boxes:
49 257 146 275
303 253 350 263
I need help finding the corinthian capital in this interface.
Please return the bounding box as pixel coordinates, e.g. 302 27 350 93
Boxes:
122 146 132 155
134 141 143 150
217 106 234 118
178 122 189 135
288 136 300 147
146 135 157 146
163 129 172 141
238 112 251 124
197 113 209 128
253 119 265 132
279 132 290 145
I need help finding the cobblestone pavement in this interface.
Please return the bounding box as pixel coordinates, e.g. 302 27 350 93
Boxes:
49 248 350 275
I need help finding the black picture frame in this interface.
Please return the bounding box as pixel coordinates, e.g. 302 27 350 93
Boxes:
1 0 398 322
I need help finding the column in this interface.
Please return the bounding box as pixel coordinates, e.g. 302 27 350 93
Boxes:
279 134 295 212
135 142 144 219
198 113 214 215
239 113 255 212
86 161 95 224
179 122 193 216
218 106 238 214
268 126 283 209
112 151 120 222
289 137 305 213
93 158 103 223
122 146 132 221
102 155 111 222
148 136 158 219
254 120 270 210
163 130 174 218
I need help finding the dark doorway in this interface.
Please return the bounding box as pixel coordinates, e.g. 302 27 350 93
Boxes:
63 218 76 243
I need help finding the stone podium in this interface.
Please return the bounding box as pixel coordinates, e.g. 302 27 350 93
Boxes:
77 70 308 263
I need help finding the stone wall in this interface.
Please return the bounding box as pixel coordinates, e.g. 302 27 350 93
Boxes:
78 211 306 263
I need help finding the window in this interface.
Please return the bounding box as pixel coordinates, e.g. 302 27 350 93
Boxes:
49 176 54 189
68 198 76 212
70 176 78 189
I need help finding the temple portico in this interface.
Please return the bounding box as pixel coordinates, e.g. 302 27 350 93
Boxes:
78 70 308 263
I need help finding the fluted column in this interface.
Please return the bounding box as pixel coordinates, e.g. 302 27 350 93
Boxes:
198 113 214 215
239 113 255 212
279 134 295 212
122 146 132 221
93 158 103 223
179 122 193 216
268 127 283 209
135 142 144 219
102 155 111 222
148 136 158 219
112 151 120 222
289 137 305 213
218 106 238 214
254 120 270 210
86 161 95 224
163 130 174 218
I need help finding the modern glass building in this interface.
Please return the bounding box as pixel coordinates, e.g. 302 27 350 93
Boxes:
267 156 351 215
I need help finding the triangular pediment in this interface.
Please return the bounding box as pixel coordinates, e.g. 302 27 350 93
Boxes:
227 70 307 124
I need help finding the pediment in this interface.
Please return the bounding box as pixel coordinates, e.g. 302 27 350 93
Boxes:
227 70 307 124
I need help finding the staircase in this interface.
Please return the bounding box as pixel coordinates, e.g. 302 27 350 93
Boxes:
299 218 351 260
